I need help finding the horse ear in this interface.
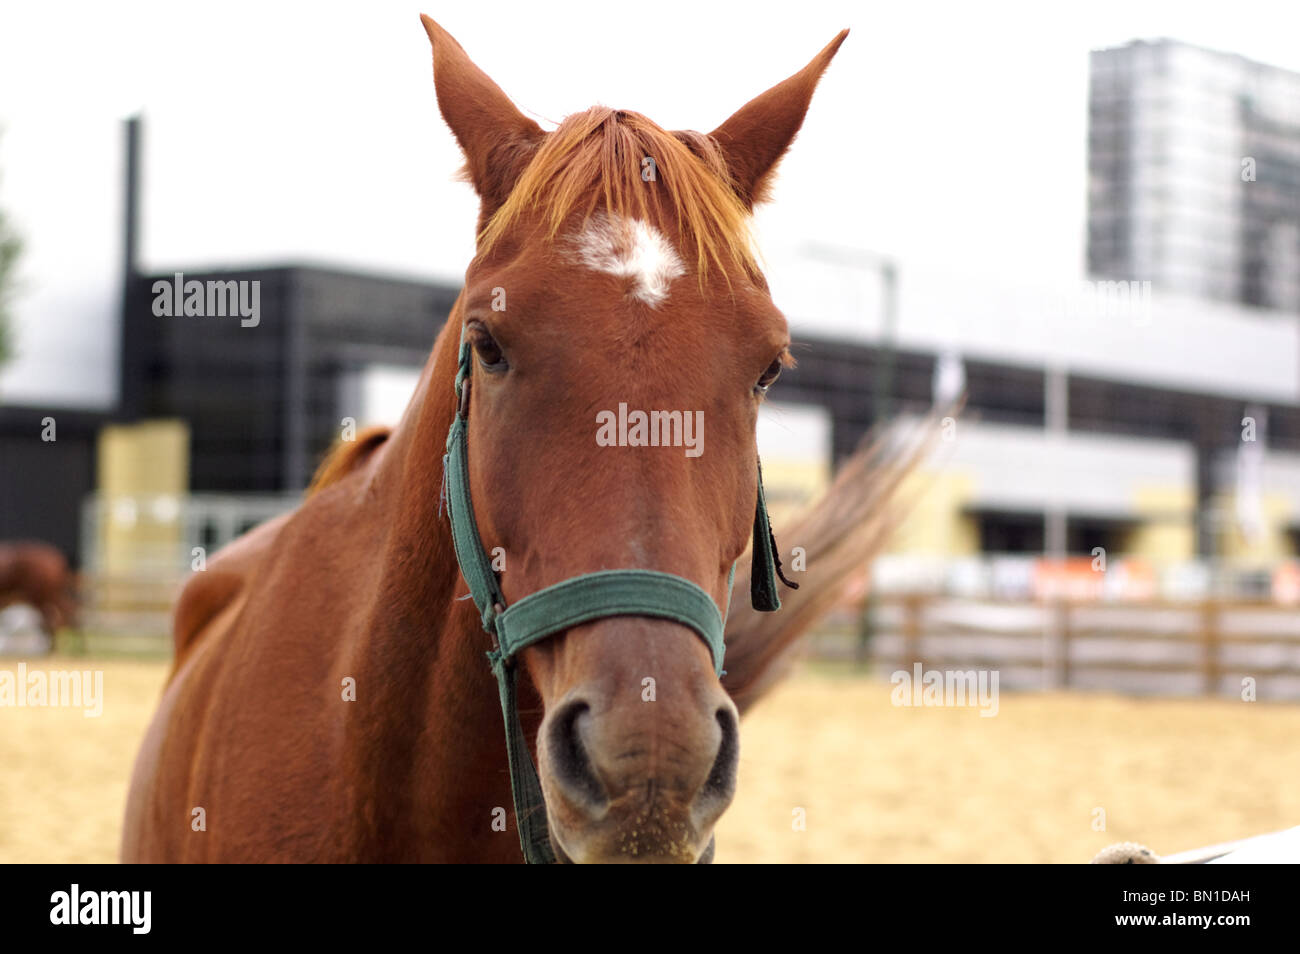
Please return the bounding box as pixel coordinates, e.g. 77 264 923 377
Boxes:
708 30 848 208
420 15 544 220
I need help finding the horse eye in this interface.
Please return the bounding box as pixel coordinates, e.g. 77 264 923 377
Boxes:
468 323 508 372
755 357 783 395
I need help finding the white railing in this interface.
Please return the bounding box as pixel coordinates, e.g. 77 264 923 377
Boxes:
78 492 300 637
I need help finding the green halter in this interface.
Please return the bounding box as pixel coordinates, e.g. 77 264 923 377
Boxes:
442 327 793 863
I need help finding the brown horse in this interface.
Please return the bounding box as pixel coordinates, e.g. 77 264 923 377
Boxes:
0 541 77 640
123 17 876 863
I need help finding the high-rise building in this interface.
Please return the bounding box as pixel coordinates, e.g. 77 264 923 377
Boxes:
1088 38 1300 312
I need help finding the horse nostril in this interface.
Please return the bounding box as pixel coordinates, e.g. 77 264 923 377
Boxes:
699 705 739 806
545 699 608 809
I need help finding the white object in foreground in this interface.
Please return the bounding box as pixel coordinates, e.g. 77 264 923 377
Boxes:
1203 826 1300 864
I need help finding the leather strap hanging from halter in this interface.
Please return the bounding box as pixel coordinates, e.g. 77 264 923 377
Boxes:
442 327 794 863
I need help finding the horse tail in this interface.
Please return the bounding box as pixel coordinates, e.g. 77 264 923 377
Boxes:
721 405 955 715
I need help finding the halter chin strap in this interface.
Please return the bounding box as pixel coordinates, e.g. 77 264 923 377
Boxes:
442 327 793 863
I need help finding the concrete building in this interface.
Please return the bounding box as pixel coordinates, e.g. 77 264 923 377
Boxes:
761 255 1300 587
1088 38 1300 311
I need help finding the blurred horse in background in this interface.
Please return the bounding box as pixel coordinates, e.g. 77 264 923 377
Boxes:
0 540 78 646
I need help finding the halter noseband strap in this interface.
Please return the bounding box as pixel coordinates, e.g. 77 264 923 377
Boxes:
442 328 792 863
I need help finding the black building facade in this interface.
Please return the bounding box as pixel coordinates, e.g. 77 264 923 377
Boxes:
0 405 104 564
121 264 460 492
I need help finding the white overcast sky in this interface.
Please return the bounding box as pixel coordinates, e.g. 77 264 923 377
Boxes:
0 0 1296 408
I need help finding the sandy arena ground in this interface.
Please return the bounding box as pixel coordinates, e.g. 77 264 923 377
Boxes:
2 657 1297 863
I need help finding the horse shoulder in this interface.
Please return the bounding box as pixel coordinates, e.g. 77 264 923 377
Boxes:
171 510 295 664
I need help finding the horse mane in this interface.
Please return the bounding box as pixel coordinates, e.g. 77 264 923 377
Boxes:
306 426 391 497
477 106 759 283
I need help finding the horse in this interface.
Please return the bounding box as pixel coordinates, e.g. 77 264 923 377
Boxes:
122 16 895 863
0 541 78 643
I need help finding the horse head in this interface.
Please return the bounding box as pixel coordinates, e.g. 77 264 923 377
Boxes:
422 15 845 863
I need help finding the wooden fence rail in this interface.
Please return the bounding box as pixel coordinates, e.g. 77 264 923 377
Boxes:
812 594 1300 701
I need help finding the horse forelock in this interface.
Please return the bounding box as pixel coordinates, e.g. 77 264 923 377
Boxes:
476 107 759 287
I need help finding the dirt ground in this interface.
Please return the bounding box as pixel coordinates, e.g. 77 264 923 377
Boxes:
2 657 1297 863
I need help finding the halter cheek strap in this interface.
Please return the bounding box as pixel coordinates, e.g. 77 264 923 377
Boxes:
442 328 793 863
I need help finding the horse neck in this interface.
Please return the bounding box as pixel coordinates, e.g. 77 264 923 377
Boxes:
360 300 476 662
342 300 518 858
